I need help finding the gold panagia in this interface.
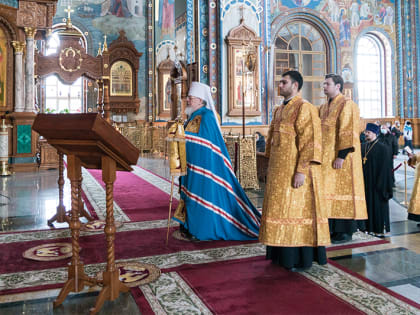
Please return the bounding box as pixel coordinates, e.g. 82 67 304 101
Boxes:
408 154 420 215
259 96 330 247
319 94 367 220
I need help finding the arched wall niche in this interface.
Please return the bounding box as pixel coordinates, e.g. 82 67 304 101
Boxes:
0 16 17 113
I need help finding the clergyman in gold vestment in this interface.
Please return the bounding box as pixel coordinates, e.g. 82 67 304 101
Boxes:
319 74 367 244
259 70 330 271
408 153 420 223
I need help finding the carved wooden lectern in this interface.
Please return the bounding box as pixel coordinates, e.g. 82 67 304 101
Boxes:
32 113 140 315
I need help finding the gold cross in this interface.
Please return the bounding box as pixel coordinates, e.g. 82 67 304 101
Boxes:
363 157 367 165
64 5 74 20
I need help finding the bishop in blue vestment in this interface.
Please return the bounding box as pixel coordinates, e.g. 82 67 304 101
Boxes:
174 82 261 240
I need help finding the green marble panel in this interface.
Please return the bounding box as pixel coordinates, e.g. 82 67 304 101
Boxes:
17 125 32 154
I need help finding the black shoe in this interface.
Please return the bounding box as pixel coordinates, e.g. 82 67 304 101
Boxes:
331 233 352 244
290 266 311 272
179 225 193 239
180 229 200 242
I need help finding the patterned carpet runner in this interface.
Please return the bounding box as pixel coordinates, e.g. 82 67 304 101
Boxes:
0 164 415 314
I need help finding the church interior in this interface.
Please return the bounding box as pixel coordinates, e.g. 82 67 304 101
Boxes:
1 0 420 314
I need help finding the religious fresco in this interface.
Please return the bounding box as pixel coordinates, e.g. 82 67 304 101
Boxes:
271 0 395 40
160 0 175 37
66 0 146 41
271 0 322 13
270 0 396 86
175 12 187 61
155 0 175 44
0 27 7 108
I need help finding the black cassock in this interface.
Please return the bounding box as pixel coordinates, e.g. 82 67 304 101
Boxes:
360 140 393 234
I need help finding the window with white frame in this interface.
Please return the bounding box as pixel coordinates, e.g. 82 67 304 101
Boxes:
45 76 82 113
356 32 393 118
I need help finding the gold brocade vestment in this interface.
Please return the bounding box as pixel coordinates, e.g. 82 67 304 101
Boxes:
259 96 330 247
319 94 367 220
408 154 420 215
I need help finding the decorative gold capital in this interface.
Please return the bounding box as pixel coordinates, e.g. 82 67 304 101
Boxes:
24 27 37 38
11 41 26 53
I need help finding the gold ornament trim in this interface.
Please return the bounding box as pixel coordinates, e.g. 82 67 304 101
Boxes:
186 115 201 133
11 41 26 53
24 27 37 38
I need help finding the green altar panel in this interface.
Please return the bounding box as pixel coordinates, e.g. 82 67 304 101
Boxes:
17 124 32 154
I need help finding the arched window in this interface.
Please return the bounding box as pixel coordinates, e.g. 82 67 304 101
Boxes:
356 32 393 118
43 26 87 113
274 21 327 106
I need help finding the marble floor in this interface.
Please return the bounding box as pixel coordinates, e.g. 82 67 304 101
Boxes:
0 151 419 314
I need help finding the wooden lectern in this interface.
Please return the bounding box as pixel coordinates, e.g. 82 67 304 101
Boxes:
32 113 140 315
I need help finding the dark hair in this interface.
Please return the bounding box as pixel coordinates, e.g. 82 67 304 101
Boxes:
325 73 344 93
282 70 303 91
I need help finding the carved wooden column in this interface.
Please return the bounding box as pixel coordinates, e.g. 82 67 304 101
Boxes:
24 27 36 112
47 152 68 226
53 155 96 308
90 155 129 314
11 41 25 113
78 173 94 221
103 80 111 123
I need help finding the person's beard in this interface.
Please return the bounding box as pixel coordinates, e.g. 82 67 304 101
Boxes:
366 135 376 142
185 106 194 117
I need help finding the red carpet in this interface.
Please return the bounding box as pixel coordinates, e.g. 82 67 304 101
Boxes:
0 227 256 276
0 231 389 276
87 169 178 222
132 256 364 315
